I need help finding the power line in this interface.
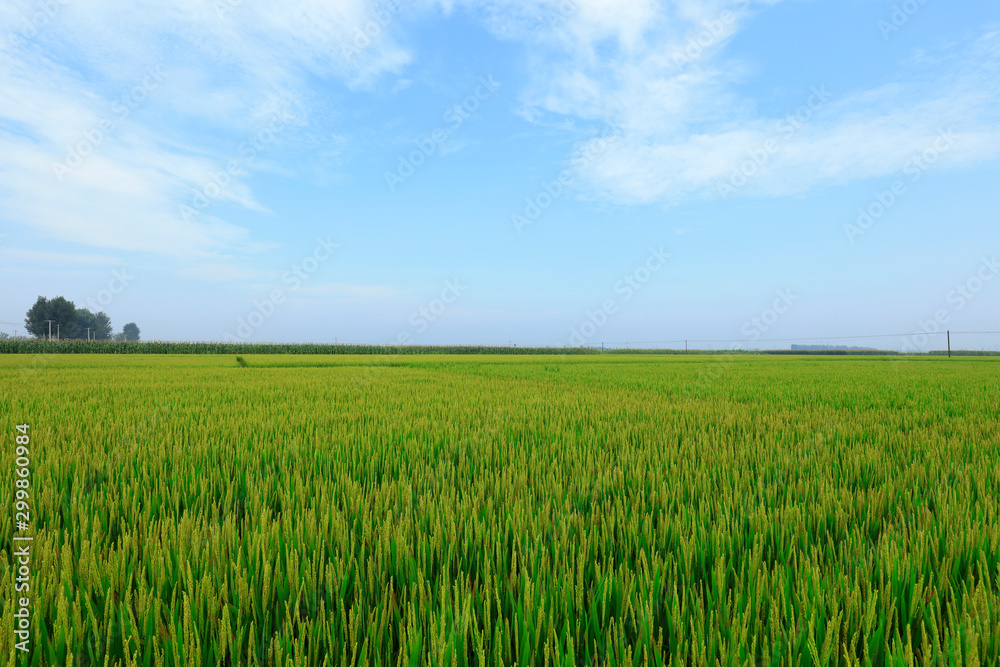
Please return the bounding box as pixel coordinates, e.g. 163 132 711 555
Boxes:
599 331 1000 346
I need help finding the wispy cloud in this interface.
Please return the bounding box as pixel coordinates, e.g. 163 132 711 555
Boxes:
454 0 1000 205
571 46 1000 204
0 0 413 258
2 0 999 266
0 247 124 266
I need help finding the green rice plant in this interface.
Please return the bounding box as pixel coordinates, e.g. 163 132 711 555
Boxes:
0 355 996 666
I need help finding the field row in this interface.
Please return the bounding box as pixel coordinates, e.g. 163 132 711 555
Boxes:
0 355 997 665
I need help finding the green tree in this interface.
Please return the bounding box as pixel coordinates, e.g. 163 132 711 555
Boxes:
24 296 50 338
93 312 113 340
73 309 114 340
24 296 77 339
122 323 141 341
74 309 96 340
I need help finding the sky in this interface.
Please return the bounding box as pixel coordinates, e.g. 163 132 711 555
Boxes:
1 0 999 351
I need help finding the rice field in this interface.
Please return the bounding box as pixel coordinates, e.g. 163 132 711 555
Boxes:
1 353 998 666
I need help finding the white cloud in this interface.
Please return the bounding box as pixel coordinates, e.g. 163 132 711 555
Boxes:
0 247 124 266
573 59 1000 204
0 0 413 259
3 0 998 264
452 0 1000 205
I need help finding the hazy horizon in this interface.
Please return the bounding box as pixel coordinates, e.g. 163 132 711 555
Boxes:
2 0 999 350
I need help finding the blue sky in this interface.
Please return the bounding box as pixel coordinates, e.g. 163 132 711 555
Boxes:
1 0 999 350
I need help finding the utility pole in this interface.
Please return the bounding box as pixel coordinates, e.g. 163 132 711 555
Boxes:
86 327 92 341
947 330 951 358
46 320 54 341
56 324 60 340
685 339 688 353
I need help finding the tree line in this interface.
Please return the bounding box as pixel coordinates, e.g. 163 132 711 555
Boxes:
20 296 140 341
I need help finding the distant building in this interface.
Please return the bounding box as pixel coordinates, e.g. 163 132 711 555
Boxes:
790 344 878 351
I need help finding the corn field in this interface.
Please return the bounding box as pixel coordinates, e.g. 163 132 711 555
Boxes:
1 354 997 666
0 341 606 356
